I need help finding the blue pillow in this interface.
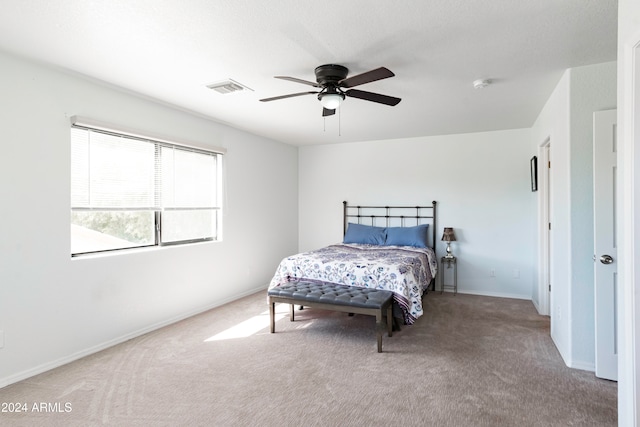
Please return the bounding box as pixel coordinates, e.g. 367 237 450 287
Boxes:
385 224 429 248
343 223 386 245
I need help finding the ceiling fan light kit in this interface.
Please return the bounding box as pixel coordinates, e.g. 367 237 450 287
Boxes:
260 64 401 116
318 91 345 109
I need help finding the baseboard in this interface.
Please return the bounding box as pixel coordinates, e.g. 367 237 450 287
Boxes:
444 289 532 301
550 328 596 373
0 285 267 389
531 298 541 313
568 360 596 372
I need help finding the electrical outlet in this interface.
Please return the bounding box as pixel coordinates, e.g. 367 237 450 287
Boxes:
513 269 520 279
0 330 4 349
489 269 496 278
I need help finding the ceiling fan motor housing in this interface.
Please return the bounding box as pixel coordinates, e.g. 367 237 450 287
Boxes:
314 64 349 87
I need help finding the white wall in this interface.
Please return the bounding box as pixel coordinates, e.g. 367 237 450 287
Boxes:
617 0 640 423
0 51 299 387
530 62 617 371
299 128 535 300
530 70 571 359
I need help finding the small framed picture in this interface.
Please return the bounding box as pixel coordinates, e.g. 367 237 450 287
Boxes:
530 156 538 192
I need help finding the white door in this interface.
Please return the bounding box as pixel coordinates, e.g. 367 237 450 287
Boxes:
593 109 617 381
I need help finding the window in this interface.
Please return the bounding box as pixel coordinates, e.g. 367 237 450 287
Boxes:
70 118 223 256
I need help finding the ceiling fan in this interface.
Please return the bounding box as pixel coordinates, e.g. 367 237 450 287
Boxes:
259 64 401 117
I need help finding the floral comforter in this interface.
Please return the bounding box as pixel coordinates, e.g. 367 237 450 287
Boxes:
268 243 438 324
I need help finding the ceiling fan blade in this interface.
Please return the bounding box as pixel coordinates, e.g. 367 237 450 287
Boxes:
259 91 318 102
322 108 335 117
339 67 395 88
345 89 401 106
275 76 321 88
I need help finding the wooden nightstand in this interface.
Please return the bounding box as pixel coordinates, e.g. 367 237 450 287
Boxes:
440 256 457 295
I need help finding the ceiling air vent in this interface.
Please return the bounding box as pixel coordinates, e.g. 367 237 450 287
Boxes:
206 79 253 94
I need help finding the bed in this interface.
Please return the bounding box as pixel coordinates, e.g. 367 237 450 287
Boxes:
268 201 438 325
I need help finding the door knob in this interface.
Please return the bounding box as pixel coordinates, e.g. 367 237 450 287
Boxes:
599 254 614 264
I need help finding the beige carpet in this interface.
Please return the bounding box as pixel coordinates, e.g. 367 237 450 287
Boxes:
0 291 616 426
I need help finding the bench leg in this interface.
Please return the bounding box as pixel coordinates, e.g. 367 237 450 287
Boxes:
289 303 295 322
269 300 275 333
387 305 393 337
376 311 383 353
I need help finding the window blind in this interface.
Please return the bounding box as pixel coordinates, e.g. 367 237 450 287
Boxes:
70 120 222 255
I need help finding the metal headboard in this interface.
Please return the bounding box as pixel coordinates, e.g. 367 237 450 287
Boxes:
343 201 438 254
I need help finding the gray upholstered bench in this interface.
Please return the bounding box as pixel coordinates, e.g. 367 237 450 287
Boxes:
268 281 394 352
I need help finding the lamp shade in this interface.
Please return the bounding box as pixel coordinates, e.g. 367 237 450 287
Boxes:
319 93 344 110
441 227 457 242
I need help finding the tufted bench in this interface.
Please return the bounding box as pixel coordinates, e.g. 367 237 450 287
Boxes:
268 281 394 352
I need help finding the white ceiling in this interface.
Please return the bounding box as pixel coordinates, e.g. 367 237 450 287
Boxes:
0 0 618 146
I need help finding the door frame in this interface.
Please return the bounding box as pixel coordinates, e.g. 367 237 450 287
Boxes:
618 28 640 426
537 138 551 316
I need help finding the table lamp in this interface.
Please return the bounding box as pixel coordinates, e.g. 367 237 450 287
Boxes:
441 227 457 259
